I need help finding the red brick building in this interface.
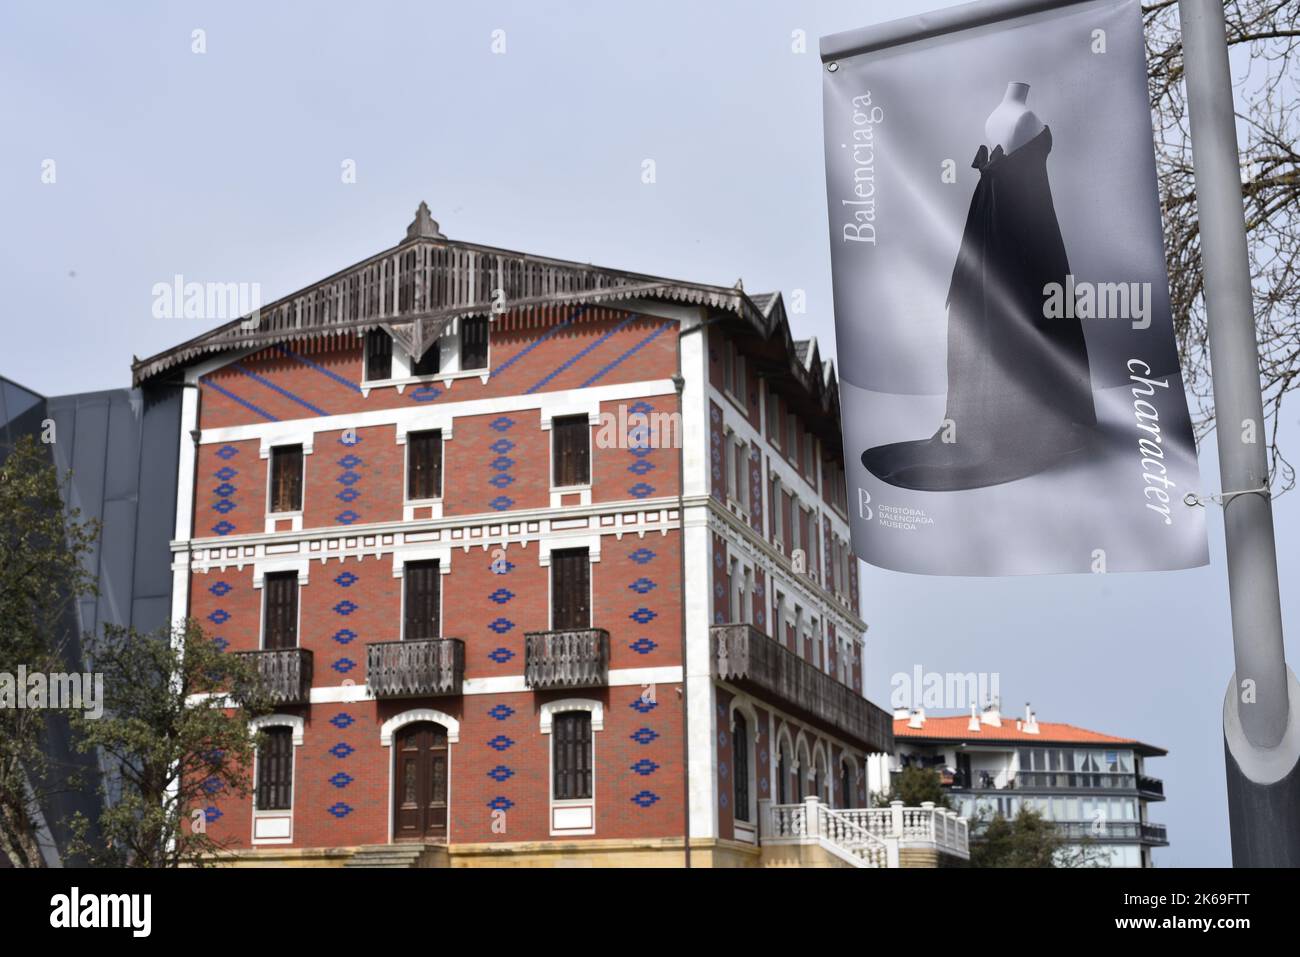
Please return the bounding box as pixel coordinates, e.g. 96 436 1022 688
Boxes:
135 204 892 866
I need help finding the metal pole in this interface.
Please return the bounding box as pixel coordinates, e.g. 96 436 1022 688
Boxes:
1178 0 1300 865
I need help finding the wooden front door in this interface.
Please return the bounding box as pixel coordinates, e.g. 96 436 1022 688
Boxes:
393 722 449 841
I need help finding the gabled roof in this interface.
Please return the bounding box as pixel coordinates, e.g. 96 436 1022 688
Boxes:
130 204 845 459
893 715 1166 756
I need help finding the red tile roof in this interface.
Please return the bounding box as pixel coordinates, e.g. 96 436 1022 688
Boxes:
893 715 1166 755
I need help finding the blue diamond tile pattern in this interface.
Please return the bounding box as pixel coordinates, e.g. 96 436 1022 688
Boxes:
631 791 660 808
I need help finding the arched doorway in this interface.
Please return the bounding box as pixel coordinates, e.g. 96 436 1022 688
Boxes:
393 721 449 841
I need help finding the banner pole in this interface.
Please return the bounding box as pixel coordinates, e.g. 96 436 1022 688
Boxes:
1178 0 1300 865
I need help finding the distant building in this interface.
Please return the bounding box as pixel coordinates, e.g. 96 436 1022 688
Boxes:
0 375 182 865
867 701 1168 867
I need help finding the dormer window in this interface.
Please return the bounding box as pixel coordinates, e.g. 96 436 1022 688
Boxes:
461 316 489 370
365 329 392 380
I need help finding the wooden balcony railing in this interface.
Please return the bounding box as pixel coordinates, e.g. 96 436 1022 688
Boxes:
711 623 893 754
235 648 313 705
524 629 610 690
366 639 465 699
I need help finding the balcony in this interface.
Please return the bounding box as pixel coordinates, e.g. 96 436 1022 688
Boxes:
711 623 893 754
524 629 610 690
1137 774 1165 799
762 799 970 867
949 770 1164 796
1050 820 1170 845
235 648 313 705
366 638 465 699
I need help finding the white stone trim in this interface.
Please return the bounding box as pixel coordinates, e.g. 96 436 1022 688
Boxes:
250 713 306 746
728 696 760 734
258 430 315 458
395 418 454 443
391 545 453 577
380 708 460 746
198 380 677 448
539 698 605 733
252 557 310 588
537 535 601 565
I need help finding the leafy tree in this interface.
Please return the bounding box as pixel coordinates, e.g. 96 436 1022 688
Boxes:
0 435 99 867
874 766 952 809
68 621 272 867
1145 0 1300 488
970 807 1107 868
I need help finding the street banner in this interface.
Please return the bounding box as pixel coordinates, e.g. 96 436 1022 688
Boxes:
821 0 1208 575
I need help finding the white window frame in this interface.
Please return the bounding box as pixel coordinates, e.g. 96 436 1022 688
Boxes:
541 699 603 836
402 427 446 505
398 556 445 641
264 441 307 531
548 413 595 493
546 544 595 631
728 698 760 841
256 567 303 651
249 714 304 844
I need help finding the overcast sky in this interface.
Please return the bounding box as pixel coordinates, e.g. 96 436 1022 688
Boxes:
2 0 1294 867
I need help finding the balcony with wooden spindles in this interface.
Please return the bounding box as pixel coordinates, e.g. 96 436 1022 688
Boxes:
524 629 610 690
235 648 313 706
366 639 465 699
712 623 893 754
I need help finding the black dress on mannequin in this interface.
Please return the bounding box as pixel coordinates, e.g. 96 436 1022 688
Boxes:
861 126 1096 491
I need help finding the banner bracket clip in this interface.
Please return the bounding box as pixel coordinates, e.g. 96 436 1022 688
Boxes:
1183 485 1271 508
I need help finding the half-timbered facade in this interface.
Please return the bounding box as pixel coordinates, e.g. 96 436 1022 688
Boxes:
137 204 894 866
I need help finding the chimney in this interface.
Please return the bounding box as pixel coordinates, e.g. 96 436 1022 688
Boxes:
1024 703 1039 735
908 708 925 729
968 704 981 733
980 698 1001 727
404 201 446 242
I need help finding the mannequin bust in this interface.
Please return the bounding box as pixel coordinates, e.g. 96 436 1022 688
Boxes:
985 82 1046 155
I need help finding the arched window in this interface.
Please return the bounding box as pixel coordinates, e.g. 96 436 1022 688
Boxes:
777 745 788 803
733 713 750 823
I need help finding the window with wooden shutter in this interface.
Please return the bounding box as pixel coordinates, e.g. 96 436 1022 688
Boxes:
256 726 293 811
406 430 443 500
460 316 489 370
403 560 441 640
262 572 298 649
551 415 590 487
412 342 441 377
269 444 303 513
365 329 392 380
550 548 590 630
553 711 593 800
733 712 750 822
